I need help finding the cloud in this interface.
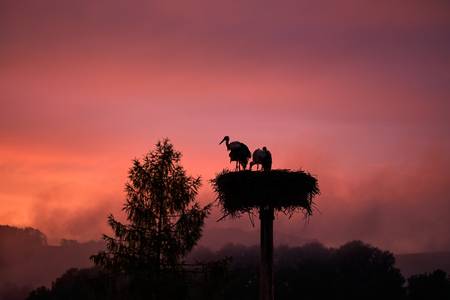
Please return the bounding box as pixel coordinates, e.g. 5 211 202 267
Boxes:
277 146 450 253
30 186 122 243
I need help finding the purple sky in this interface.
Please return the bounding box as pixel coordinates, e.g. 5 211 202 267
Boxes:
1 0 449 253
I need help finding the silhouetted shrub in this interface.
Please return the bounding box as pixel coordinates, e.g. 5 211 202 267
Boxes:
407 269 450 300
26 286 51 300
333 241 405 299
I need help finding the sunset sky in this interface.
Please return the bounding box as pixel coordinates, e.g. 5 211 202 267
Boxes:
1 0 449 254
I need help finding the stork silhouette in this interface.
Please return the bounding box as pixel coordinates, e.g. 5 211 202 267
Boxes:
250 146 272 171
219 136 251 171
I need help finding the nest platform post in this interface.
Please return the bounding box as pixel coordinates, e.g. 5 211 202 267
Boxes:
260 205 274 300
212 169 320 300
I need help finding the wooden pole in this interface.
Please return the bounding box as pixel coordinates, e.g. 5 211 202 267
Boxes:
260 205 274 300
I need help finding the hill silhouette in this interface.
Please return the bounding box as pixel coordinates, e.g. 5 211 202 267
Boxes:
396 252 450 278
0 225 103 300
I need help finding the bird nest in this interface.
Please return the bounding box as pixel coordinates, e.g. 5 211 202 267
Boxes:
211 169 320 218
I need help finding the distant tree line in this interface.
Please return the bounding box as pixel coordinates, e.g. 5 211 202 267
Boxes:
25 241 450 300
0 225 103 300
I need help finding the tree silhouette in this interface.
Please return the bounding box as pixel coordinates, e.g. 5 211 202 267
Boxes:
408 269 450 300
91 139 210 296
333 240 405 299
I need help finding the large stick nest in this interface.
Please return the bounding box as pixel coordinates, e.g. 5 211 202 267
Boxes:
211 169 320 218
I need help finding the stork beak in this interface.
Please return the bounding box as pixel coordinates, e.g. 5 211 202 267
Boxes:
219 138 225 145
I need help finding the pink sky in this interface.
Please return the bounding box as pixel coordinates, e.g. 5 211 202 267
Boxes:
1 0 449 253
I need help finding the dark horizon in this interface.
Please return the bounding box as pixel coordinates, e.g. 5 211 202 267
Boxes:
1 223 449 288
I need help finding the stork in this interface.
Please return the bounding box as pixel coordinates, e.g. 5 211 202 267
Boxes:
250 146 272 171
219 136 251 171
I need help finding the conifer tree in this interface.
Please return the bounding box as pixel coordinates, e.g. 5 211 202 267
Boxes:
91 139 210 279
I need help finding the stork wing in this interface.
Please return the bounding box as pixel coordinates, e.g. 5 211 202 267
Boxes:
228 141 242 151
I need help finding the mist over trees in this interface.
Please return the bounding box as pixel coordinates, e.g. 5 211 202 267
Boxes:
26 241 450 300
0 225 103 300
1 224 449 300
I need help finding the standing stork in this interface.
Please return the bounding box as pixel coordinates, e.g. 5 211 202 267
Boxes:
250 148 265 171
219 136 251 171
250 146 272 171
